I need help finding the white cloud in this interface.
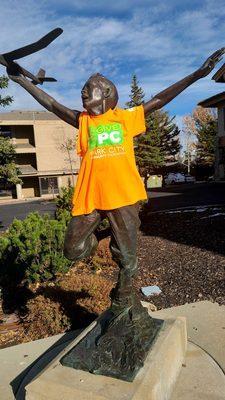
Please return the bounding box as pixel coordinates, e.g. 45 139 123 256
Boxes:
0 0 225 116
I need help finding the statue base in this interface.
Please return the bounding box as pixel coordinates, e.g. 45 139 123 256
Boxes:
60 301 162 382
25 304 187 400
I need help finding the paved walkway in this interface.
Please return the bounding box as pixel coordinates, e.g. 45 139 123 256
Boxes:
154 300 225 372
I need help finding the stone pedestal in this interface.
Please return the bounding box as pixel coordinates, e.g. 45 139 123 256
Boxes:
25 307 187 400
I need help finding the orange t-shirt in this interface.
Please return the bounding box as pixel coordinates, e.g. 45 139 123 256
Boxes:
72 105 147 216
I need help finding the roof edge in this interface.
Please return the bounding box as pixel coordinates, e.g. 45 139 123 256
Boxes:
198 91 225 108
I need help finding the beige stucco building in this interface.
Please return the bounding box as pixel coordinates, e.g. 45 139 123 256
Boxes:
0 110 80 198
199 64 225 180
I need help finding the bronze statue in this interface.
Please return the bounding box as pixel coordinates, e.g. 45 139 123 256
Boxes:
0 28 62 85
2 28 225 381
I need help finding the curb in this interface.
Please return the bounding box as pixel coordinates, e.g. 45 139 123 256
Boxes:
0 196 54 206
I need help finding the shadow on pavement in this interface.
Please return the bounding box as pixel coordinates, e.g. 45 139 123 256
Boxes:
10 290 98 398
11 329 81 400
147 182 225 212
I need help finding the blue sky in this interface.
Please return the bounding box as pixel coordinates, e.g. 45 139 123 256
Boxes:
0 0 225 139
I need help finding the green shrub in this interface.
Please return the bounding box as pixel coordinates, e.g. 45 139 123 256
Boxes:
55 186 73 221
55 208 72 225
0 212 72 285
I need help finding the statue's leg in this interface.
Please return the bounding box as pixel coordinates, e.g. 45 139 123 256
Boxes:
63 210 101 261
86 202 160 380
106 202 141 311
61 204 161 380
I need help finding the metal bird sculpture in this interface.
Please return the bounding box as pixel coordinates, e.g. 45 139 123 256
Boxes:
0 28 63 85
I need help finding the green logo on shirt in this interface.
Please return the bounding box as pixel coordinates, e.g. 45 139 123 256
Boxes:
89 123 124 150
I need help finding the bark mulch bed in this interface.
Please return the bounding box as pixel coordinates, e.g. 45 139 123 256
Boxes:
96 206 225 309
136 206 225 309
0 206 224 348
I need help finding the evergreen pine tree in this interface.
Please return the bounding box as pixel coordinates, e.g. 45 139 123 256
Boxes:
0 75 13 107
195 118 217 166
135 111 164 188
0 137 22 188
154 109 181 164
125 75 145 107
0 75 21 189
126 75 180 189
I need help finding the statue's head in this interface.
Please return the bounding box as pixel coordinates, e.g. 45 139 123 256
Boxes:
81 73 118 115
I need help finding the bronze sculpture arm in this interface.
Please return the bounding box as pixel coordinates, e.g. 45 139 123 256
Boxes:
7 63 80 128
143 48 225 115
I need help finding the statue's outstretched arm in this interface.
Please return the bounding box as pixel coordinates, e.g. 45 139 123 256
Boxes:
7 63 80 128
143 48 225 115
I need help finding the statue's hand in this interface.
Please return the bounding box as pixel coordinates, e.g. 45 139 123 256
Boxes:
6 62 24 82
198 48 225 77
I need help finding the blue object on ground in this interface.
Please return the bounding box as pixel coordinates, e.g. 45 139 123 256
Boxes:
141 285 162 296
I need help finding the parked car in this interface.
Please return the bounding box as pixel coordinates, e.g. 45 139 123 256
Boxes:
184 174 196 183
164 173 186 185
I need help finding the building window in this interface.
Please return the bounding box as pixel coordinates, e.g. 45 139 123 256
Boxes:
0 126 12 138
39 177 59 195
